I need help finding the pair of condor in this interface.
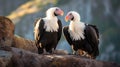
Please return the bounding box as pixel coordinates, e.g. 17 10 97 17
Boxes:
34 7 99 59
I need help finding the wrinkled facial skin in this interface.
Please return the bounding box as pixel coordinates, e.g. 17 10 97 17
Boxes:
54 8 64 16
65 13 74 22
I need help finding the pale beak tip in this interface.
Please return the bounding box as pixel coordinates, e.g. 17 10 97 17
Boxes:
65 16 69 22
65 18 68 22
61 12 64 16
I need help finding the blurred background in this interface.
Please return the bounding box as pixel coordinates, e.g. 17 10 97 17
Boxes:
0 0 120 63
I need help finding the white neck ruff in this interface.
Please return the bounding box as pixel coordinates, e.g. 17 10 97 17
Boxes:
43 17 59 32
69 21 85 40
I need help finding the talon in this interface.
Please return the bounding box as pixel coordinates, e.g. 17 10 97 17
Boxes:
79 49 84 56
73 51 76 55
82 51 87 56
39 43 42 48
51 48 55 54
43 48 49 54
71 45 73 49
86 54 92 59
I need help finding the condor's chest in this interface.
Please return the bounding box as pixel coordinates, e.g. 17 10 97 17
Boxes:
43 18 59 32
68 22 85 40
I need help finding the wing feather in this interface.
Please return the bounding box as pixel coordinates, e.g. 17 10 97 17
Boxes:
57 19 62 42
84 25 99 57
34 18 44 47
63 26 73 45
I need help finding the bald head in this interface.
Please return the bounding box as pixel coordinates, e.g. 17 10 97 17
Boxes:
65 11 81 22
46 7 64 18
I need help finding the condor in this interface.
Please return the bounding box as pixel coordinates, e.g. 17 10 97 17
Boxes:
63 11 99 59
34 7 63 54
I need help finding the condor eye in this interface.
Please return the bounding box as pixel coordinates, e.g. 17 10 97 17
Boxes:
69 13 72 16
56 8 59 11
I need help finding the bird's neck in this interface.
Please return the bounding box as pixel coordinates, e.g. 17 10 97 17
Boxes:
69 20 85 30
46 16 57 22
44 16 59 32
46 13 55 19
69 21 85 40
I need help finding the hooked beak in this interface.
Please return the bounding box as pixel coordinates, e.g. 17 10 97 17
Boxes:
59 10 64 16
65 15 69 22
